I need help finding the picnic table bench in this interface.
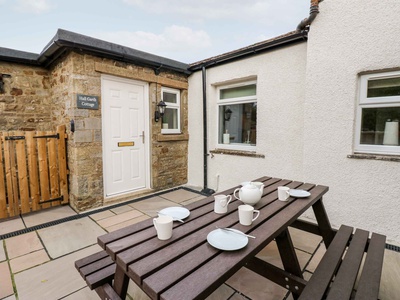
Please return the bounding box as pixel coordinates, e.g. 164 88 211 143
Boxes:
75 177 387 300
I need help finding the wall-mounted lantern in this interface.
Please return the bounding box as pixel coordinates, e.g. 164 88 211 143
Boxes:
155 100 167 122
224 107 233 121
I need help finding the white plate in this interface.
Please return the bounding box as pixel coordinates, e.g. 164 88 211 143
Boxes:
207 228 248 251
289 189 311 198
158 207 190 220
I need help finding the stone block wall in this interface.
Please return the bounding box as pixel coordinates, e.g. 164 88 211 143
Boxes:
0 63 52 131
0 50 189 212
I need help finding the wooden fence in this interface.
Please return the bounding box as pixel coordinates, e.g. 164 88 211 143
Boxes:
0 125 68 219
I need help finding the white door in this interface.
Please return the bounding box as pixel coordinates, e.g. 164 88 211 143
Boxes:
102 75 149 197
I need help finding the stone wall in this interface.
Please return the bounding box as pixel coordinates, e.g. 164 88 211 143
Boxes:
1 50 189 212
0 63 52 131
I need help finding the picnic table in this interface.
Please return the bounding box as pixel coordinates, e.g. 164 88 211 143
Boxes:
82 176 336 299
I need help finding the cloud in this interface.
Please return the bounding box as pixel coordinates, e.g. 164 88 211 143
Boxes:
14 0 52 14
95 25 212 62
122 0 308 25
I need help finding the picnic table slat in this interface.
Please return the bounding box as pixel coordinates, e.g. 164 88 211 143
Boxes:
354 232 386 300
326 228 369 300
299 225 353 300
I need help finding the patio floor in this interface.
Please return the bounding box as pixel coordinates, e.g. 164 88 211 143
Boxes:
0 188 399 300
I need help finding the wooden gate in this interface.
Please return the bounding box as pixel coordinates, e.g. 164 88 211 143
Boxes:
0 125 68 219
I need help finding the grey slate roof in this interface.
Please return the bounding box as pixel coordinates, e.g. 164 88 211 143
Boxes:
0 29 190 74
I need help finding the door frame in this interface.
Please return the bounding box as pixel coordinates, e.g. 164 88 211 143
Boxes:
101 74 150 198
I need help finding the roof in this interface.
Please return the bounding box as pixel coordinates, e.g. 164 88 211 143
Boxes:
0 29 191 75
0 29 308 75
188 30 308 71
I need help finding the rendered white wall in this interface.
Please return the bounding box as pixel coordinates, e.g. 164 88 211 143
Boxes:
303 0 400 244
188 43 307 193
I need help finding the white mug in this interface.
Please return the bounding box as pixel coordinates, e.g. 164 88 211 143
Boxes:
153 215 173 240
278 186 290 201
238 204 260 226
214 194 232 214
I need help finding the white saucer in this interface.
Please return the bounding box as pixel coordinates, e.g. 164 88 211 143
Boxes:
289 189 311 198
207 228 248 251
158 207 190 220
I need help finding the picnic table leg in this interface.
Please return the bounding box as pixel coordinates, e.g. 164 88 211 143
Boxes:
312 198 335 248
275 228 302 299
113 265 129 299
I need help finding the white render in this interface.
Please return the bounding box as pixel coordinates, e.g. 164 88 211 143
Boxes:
188 0 400 244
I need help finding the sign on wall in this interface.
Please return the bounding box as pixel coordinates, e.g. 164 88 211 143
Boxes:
77 94 99 110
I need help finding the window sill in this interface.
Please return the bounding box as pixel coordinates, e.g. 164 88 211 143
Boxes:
347 153 400 162
210 148 265 158
157 133 189 142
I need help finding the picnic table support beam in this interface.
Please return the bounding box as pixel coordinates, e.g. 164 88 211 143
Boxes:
275 228 303 299
245 257 306 296
113 266 129 299
312 198 335 247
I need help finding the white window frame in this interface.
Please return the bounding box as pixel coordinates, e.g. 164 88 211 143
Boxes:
161 87 181 134
355 71 400 155
216 81 257 151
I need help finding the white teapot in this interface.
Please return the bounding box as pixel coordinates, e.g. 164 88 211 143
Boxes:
234 182 263 205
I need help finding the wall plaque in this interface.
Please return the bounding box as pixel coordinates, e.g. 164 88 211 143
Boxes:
77 94 99 110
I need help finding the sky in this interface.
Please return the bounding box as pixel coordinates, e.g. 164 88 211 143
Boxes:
1 0 312 64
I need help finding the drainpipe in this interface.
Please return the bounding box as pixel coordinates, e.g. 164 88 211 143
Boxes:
200 66 215 195
296 0 321 32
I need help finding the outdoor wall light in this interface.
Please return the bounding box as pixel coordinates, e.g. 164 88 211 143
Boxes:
224 107 233 121
155 100 167 122
0 73 11 94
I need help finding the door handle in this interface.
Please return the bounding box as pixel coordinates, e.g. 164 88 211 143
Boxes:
140 131 145 143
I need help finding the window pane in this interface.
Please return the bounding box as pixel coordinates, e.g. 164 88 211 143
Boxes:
163 91 177 104
162 108 178 129
360 107 400 145
367 77 400 97
219 103 257 145
220 84 256 99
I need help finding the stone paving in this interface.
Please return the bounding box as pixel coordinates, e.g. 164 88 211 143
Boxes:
0 188 399 300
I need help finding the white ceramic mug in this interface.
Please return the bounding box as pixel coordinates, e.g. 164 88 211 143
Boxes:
278 186 290 201
153 215 173 240
238 204 260 226
214 194 232 214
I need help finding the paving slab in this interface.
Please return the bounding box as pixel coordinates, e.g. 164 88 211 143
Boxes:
62 287 99 300
37 217 106 259
96 209 144 229
129 196 178 217
106 215 149 232
89 209 115 221
289 226 322 254
9 249 50 273
110 204 134 214
23 205 77 228
0 217 25 235
5 231 43 259
0 261 14 299
0 241 6 262
379 249 400 300
14 244 101 300
226 267 288 300
159 189 202 203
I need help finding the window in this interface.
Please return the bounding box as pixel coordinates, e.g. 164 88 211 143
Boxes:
161 87 180 134
355 71 400 155
217 82 257 149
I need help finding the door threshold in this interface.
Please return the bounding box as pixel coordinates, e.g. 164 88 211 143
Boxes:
104 188 154 206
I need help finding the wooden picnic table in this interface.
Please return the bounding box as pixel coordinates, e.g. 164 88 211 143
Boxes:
95 176 334 300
